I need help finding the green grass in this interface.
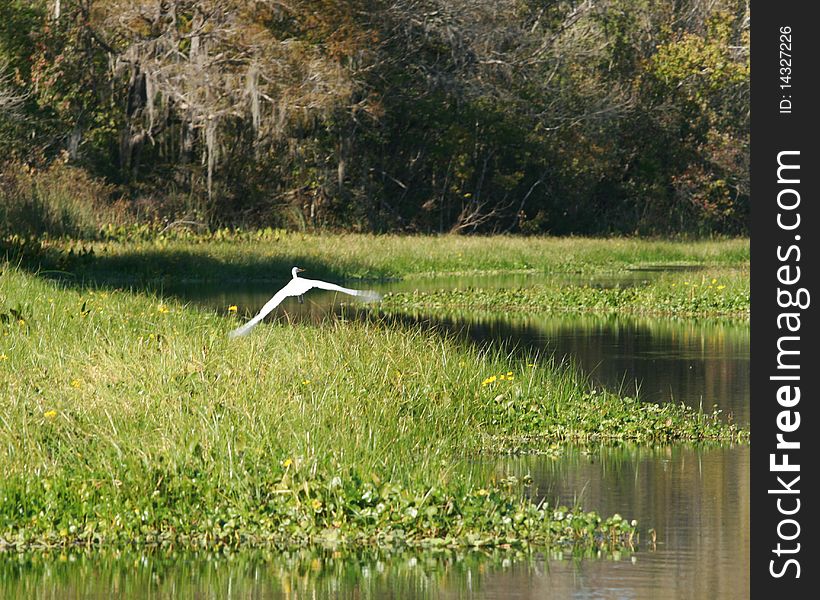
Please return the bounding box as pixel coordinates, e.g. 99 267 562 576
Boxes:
0 267 745 552
381 268 750 317
6 232 750 283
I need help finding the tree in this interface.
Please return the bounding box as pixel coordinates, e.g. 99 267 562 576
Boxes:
0 0 750 235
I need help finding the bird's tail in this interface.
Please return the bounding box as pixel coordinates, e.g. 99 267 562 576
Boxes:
228 318 259 339
355 290 382 302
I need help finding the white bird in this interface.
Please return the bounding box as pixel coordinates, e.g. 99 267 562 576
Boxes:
228 267 382 338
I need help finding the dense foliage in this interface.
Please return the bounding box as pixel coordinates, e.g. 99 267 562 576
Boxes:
1 0 749 235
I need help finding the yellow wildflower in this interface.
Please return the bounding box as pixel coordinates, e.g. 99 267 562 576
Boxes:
70 379 81 389
228 305 238 312
311 498 323 511
157 305 169 314
506 372 513 376
482 375 497 386
0 354 7 361
717 285 726 290
282 458 293 468
44 410 57 420
302 379 311 385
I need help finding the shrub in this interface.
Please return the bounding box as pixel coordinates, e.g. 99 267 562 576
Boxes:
0 159 122 238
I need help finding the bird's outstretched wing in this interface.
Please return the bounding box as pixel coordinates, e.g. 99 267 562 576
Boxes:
310 280 383 302
228 286 292 338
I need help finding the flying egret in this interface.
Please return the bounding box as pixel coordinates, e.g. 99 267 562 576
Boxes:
228 267 381 338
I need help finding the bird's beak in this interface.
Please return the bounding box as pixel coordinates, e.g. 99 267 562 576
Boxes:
296 268 305 273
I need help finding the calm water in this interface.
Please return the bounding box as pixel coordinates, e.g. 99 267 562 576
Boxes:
3 272 749 599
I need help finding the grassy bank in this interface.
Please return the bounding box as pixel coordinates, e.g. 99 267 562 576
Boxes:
381 269 750 317
0 267 745 551
4 232 749 283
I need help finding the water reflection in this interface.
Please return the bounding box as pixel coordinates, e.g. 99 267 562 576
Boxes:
493 445 750 599
385 311 749 425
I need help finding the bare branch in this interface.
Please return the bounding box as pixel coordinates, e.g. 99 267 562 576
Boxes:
0 63 26 119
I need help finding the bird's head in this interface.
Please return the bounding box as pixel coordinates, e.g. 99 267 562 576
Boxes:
292 266 305 278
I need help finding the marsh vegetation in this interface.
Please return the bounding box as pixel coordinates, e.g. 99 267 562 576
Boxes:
1 235 748 553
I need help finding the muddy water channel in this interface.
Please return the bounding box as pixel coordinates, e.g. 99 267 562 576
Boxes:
3 272 749 599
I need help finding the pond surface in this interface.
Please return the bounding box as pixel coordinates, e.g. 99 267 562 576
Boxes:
6 272 749 599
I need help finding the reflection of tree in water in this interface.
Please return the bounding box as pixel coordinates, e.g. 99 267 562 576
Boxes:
352 309 749 426
492 445 750 600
